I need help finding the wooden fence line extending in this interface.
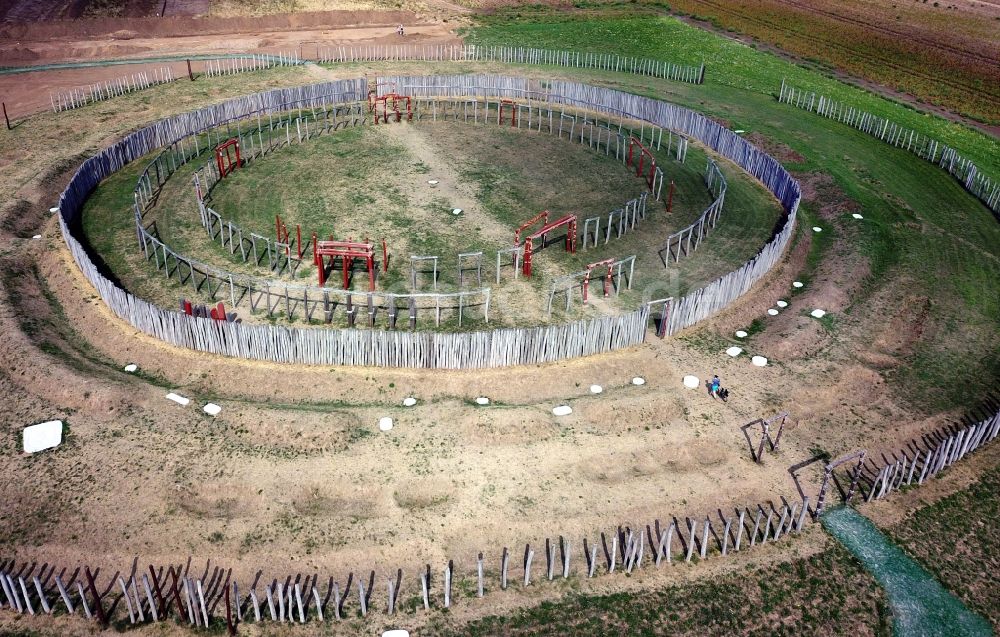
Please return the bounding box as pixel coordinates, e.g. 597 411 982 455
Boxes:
57 74 800 367
824 399 1000 513
660 158 727 266
0 492 811 629
50 67 175 113
317 43 705 84
202 52 302 78
5 400 997 629
777 80 1000 216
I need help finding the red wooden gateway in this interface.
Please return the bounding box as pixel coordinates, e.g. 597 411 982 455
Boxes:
582 258 615 302
627 136 656 190
214 138 241 178
499 99 518 126
373 93 413 124
275 215 303 259
314 239 376 290
367 79 397 111
514 210 549 246
522 214 577 277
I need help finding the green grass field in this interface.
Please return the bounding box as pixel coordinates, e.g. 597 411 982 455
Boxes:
885 461 1000 631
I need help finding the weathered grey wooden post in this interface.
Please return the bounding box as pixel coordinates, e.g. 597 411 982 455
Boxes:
420 565 430 610
500 548 509 590
523 544 533 586
357 579 367 617
844 451 867 502
561 537 571 578
476 552 483 597
814 465 834 517
545 538 554 580
443 561 452 608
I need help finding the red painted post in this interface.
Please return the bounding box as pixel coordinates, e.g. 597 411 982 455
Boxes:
523 237 533 277
657 300 670 338
382 238 388 270
342 255 349 289
184 300 193 315
225 579 235 635
275 215 281 241
367 255 375 290
85 567 108 626
216 302 225 320
149 565 167 619
312 233 318 266
667 180 675 212
296 225 302 259
168 566 185 619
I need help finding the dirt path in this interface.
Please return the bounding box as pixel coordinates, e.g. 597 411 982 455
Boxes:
379 122 486 231
822 507 993 637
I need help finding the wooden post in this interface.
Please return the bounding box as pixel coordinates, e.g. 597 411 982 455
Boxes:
169 566 186 620
149 565 166 619
187 60 194 81
84 567 108 626
225 579 235 635
2 102 9 130
477 553 484 597
500 547 509 590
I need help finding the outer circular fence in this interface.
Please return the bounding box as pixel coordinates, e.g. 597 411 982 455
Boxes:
57 74 801 368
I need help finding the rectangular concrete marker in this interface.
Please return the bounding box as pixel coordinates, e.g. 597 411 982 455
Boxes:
203 403 222 416
23 420 63 454
166 393 190 406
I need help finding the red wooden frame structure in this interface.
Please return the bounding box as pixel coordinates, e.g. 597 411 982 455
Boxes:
582 258 615 302
367 80 397 112
523 214 577 277
499 99 518 126
275 215 302 259
182 299 229 321
514 210 549 246
314 239 376 290
373 93 413 124
215 138 241 178
627 136 656 190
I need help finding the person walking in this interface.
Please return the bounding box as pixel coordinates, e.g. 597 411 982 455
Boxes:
710 374 721 399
